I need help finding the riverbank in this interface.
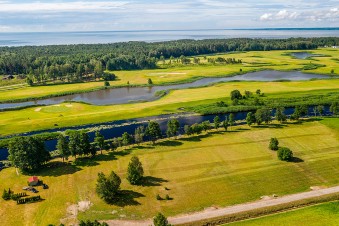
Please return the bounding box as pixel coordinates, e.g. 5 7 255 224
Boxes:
0 79 338 137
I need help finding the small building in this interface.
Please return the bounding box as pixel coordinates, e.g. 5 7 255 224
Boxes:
2 75 14 80
28 176 39 186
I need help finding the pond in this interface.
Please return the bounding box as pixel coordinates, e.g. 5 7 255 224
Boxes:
0 105 332 161
0 70 331 110
291 52 323 59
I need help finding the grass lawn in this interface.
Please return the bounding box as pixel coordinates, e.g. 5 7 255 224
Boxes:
1 119 339 225
0 79 339 136
228 201 339 226
0 48 338 103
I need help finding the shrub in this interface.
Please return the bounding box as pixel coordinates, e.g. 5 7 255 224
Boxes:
269 138 279 151
153 212 171 226
2 189 11 200
156 194 162 200
165 194 170 200
277 147 293 161
104 81 110 87
127 156 144 185
96 171 121 203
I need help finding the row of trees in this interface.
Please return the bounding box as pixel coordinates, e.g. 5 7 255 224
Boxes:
1 37 338 80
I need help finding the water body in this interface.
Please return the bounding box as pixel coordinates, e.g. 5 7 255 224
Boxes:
0 71 331 110
0 28 338 47
0 106 332 161
292 52 324 59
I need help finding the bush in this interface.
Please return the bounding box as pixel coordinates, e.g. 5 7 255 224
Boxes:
269 138 279 151
127 156 144 185
165 194 170 200
2 189 12 200
156 194 162 200
104 81 110 87
277 147 293 161
96 171 121 203
153 212 171 226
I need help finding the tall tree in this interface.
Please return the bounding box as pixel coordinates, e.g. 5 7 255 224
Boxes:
275 107 287 123
153 213 170 226
145 121 162 145
330 102 339 115
166 119 180 138
8 136 50 173
96 171 121 203
214 116 220 130
127 156 144 185
57 134 70 162
79 131 91 156
134 126 145 146
94 131 105 155
229 113 235 129
255 108 272 125
122 132 133 147
246 112 256 126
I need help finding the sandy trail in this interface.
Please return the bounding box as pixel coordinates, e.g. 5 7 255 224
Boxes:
105 185 339 226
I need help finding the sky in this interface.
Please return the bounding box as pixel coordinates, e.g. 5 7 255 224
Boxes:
0 0 338 32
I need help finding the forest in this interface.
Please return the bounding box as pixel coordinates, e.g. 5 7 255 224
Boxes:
0 37 338 84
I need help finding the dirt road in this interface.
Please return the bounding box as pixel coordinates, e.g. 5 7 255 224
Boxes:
105 185 339 226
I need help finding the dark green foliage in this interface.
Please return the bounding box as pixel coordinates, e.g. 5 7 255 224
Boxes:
191 123 203 134
16 195 41 204
256 89 261 95
145 121 162 144
222 120 229 131
122 132 134 147
275 107 287 123
127 156 144 185
8 136 50 173
244 90 252 98
134 126 145 146
94 131 105 154
230 90 242 101
165 194 170 200
148 78 153 85
102 73 116 81
277 147 293 161
201 121 211 131
246 112 256 126
10 192 27 201
184 125 193 135
166 119 180 138
229 113 235 127
79 220 109 226
104 81 110 87
330 102 339 115
156 194 162 200
2 189 12 200
153 212 171 226
68 130 91 157
316 105 325 116
96 171 121 203
269 138 279 151
57 134 70 162
214 116 220 129
255 108 272 125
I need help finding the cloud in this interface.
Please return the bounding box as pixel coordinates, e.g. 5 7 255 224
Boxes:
260 7 338 22
0 1 128 12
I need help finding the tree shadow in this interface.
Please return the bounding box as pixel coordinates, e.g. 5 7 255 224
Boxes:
179 133 211 142
290 157 304 163
252 123 287 129
35 161 82 177
155 140 183 147
114 149 133 157
74 157 100 167
93 152 117 162
109 190 144 207
141 176 168 187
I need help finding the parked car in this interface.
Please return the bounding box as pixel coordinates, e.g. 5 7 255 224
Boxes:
22 186 30 190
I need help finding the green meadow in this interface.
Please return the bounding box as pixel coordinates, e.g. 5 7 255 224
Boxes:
1 119 339 225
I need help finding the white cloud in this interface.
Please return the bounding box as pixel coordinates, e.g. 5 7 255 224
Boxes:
260 7 338 22
260 13 273 21
0 1 128 12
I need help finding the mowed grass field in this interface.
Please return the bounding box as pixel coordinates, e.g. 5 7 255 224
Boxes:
0 48 338 103
1 79 339 136
228 201 339 226
1 118 339 225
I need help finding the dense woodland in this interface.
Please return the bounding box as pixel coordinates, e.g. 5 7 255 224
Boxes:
0 37 338 83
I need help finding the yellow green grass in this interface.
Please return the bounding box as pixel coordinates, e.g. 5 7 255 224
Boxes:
1 119 339 225
228 201 339 226
1 79 339 136
0 48 338 103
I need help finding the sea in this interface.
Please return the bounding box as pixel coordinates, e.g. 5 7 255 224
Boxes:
0 28 338 47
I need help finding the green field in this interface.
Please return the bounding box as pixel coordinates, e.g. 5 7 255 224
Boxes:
1 79 339 136
1 118 339 225
0 48 338 103
228 201 339 226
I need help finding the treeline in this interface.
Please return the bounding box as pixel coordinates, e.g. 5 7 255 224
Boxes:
0 37 338 82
